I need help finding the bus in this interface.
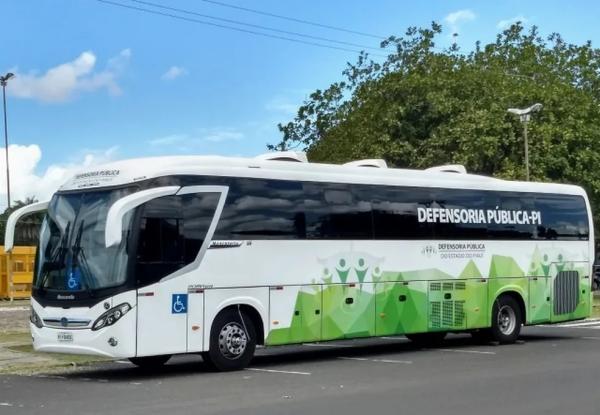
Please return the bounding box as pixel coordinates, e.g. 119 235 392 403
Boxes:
5 152 594 371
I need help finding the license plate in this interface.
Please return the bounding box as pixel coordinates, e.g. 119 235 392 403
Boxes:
57 332 73 343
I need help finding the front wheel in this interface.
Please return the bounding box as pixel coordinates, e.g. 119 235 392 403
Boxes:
490 295 522 344
204 308 256 371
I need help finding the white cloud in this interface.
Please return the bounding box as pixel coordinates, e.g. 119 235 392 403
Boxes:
444 9 476 35
0 144 118 209
161 66 188 81
265 97 299 116
265 90 311 116
149 128 244 151
497 15 528 29
203 130 243 143
7 49 131 103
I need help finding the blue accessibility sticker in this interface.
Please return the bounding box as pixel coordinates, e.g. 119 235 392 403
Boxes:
171 294 188 314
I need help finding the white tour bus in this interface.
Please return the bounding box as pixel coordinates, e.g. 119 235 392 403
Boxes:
6 152 594 371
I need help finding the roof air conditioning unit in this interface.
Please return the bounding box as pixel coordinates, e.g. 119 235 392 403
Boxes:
343 159 388 168
425 164 467 174
254 151 308 163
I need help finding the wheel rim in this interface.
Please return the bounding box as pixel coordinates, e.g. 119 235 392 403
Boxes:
218 322 247 360
498 305 516 335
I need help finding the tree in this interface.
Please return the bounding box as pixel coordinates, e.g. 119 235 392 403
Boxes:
271 23 600 233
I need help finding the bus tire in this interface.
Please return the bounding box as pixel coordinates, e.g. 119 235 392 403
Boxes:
490 295 522 344
405 331 446 346
205 308 256 371
129 354 171 368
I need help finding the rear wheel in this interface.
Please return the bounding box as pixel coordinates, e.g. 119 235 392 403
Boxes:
129 354 171 368
204 308 256 371
406 331 446 346
490 295 522 344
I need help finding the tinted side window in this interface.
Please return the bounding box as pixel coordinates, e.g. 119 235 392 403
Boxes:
484 193 537 239
136 196 183 286
535 195 589 240
135 193 219 286
372 186 433 239
215 179 305 239
430 189 489 239
181 193 221 261
304 182 373 239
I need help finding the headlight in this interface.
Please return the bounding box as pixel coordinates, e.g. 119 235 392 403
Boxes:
92 303 131 331
30 308 43 328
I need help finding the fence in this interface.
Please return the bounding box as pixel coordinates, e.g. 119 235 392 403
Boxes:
0 246 36 300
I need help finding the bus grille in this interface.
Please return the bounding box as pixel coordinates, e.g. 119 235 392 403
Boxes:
554 271 579 315
430 299 466 329
430 301 441 328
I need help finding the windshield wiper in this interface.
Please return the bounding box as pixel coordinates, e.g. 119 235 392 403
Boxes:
71 220 96 296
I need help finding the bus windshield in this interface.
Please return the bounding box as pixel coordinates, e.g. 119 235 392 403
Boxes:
34 187 136 292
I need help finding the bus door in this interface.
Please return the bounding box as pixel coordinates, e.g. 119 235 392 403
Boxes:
132 186 227 357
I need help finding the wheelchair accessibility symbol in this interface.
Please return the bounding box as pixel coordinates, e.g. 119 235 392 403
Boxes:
171 294 188 314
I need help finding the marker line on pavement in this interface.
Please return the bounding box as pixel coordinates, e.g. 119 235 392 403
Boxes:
554 321 600 328
0 403 14 407
115 360 131 364
540 318 600 328
581 337 600 340
337 356 412 364
246 368 311 376
436 348 496 355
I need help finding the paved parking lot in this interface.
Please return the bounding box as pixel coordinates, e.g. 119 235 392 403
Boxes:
1 323 600 415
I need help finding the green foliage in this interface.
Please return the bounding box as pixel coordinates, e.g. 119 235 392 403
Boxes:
271 23 600 233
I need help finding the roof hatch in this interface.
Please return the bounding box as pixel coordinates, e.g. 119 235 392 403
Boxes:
254 151 308 163
343 159 388 168
425 164 467 174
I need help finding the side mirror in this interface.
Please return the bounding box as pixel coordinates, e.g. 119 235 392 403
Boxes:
105 186 180 248
4 201 50 253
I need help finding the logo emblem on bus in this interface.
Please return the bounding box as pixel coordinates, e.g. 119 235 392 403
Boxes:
171 294 188 314
422 245 437 258
60 317 69 327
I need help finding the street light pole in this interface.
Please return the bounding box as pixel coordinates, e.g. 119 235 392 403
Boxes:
0 73 14 210
507 103 542 181
523 119 529 181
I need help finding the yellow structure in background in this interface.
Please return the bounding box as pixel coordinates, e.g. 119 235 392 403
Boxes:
0 246 36 300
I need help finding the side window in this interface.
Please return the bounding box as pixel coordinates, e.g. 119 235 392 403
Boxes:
535 195 589 240
304 182 373 239
371 186 433 239
135 192 220 287
487 193 537 239
215 178 305 239
431 189 489 240
181 192 221 262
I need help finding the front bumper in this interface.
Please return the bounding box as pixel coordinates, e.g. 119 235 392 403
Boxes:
31 309 137 359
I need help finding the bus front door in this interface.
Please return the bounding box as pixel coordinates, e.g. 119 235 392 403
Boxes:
133 186 228 357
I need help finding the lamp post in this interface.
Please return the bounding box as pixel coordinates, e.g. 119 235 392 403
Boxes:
0 72 14 209
507 103 543 181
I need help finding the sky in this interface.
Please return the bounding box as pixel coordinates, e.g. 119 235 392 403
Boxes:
2 0 600 208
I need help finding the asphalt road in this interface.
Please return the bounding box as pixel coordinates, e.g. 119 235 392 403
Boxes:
1 323 600 415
